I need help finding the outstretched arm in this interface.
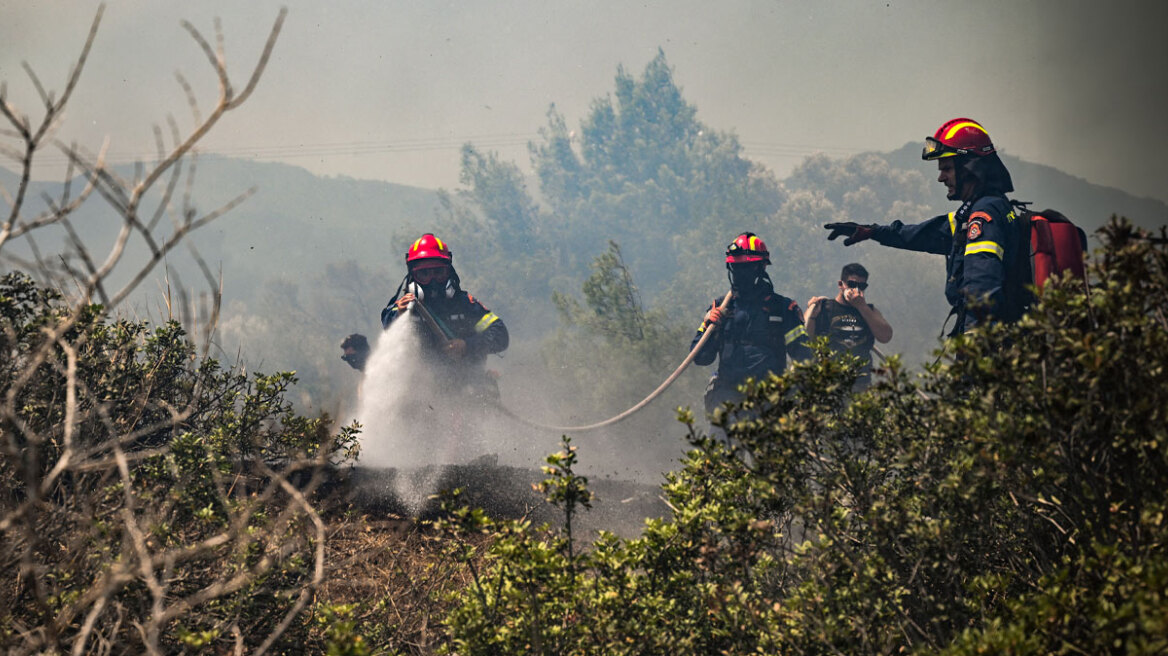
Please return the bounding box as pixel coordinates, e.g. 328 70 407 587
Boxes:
826 213 955 255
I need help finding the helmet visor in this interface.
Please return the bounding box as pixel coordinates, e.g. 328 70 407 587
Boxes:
922 136 959 160
411 265 450 284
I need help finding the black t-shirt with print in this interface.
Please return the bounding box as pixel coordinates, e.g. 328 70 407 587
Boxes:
814 299 876 384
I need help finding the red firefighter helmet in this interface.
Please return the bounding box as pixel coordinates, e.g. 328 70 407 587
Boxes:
922 118 996 160
725 232 770 264
405 233 452 266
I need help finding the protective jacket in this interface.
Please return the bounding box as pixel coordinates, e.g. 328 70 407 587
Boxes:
381 290 509 369
872 193 1024 333
691 286 810 411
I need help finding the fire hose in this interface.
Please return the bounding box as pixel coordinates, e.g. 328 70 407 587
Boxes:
408 291 733 433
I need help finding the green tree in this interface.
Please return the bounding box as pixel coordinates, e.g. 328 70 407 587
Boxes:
543 241 690 417
529 50 785 289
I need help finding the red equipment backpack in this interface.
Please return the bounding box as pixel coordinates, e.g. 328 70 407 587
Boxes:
1016 203 1088 290
1004 201 1089 316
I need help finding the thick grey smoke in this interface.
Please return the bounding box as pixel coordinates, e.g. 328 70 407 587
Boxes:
352 310 562 513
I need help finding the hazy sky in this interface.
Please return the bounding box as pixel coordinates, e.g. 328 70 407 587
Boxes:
3 0 1166 203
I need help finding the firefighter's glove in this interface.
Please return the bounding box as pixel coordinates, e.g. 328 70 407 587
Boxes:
445 338 467 361
394 293 416 311
704 301 723 326
824 222 877 246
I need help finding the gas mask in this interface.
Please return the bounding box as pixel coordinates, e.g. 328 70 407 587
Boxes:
407 264 457 301
727 262 769 296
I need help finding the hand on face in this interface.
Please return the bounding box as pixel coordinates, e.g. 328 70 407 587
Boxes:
843 286 866 307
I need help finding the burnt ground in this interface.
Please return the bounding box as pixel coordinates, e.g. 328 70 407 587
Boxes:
296 461 674 651
320 458 670 539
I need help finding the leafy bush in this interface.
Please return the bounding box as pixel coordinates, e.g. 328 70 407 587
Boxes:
439 218 1168 654
0 271 359 653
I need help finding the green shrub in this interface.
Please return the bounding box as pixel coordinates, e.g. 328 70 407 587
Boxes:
440 218 1168 654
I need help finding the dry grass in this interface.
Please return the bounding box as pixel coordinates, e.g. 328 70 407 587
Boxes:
311 509 489 654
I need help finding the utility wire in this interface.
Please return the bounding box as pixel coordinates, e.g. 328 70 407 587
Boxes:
21 134 869 168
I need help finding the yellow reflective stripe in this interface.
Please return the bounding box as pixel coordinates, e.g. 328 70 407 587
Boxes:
965 240 1004 259
947 211 956 234
474 312 499 332
411 237 422 252
435 236 445 251
944 120 988 140
748 235 758 251
784 325 806 344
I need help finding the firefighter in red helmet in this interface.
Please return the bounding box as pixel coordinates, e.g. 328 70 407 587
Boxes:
691 232 811 419
340 234 508 401
824 118 1026 335
380 234 509 390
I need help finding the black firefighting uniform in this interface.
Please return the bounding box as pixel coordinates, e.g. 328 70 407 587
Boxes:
381 290 508 398
691 285 811 414
871 193 1024 334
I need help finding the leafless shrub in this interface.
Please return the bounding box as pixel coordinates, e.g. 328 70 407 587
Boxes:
0 7 359 654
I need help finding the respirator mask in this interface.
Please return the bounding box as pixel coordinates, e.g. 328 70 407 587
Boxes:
408 264 456 301
727 262 769 296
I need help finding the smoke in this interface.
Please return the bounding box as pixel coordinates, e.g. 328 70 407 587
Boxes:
351 310 562 513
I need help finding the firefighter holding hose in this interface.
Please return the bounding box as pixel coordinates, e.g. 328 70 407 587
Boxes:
692 232 811 417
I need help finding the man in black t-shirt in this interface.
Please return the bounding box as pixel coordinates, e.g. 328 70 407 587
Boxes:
805 263 893 389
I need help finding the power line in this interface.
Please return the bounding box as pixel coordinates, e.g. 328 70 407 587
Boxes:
20 133 869 168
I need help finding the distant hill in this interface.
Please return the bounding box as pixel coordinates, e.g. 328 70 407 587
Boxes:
0 156 442 305
180 156 441 301
882 143 1168 236
4 148 1164 309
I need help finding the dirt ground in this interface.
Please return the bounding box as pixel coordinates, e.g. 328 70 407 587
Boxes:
330 460 668 537
309 462 667 653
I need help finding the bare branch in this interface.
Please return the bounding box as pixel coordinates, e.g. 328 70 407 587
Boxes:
145 154 183 232
5 141 104 241
1 8 306 652
173 73 203 128
107 186 256 309
52 4 106 133
129 9 283 218
184 239 223 357
181 20 231 103
255 464 327 656
22 61 54 112
0 142 25 164
227 8 286 109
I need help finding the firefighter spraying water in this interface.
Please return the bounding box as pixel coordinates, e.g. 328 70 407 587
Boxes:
340 234 512 511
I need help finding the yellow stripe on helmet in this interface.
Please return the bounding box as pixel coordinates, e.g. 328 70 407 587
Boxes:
435 237 445 251
411 238 422 253
944 121 989 141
